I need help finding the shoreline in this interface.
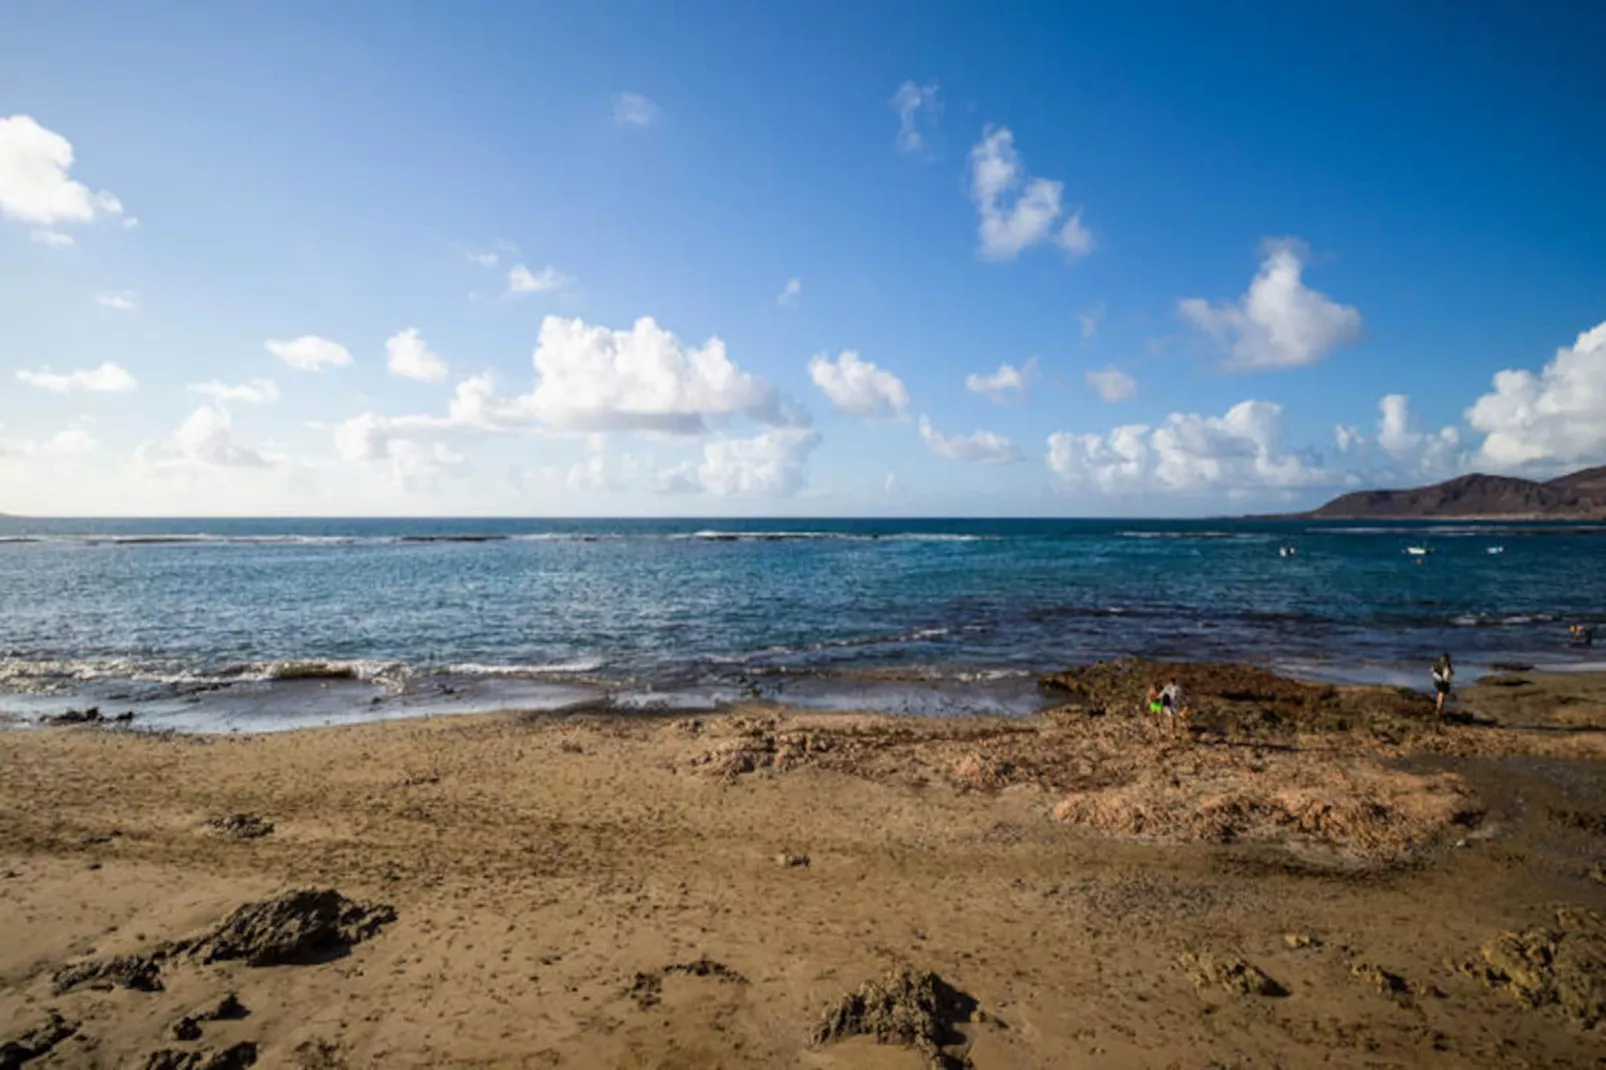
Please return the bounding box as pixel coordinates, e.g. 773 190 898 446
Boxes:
6 650 1606 737
5 662 1606 1065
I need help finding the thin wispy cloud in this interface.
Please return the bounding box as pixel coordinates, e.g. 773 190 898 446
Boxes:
612 92 659 128
889 81 941 155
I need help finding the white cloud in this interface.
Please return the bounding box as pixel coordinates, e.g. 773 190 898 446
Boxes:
566 454 613 492
1179 238 1361 371
16 361 137 393
518 315 797 434
1328 394 1462 478
508 264 570 296
1084 367 1137 403
331 412 462 490
918 415 1021 464
613 92 659 128
1058 212 1094 257
0 115 125 226
810 350 909 420
144 405 272 468
385 327 449 382
777 277 802 307
28 228 73 246
1467 320 1606 471
965 358 1036 403
662 429 821 497
889 81 940 155
1377 393 1462 475
267 335 352 372
40 428 95 456
968 126 1092 261
95 290 137 311
0 426 96 459
1048 400 1327 493
187 379 280 405
121 216 138 229
467 251 499 267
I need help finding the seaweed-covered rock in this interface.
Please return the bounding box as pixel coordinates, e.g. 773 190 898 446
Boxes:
171 993 248 1041
0 1012 77 1070
205 814 275 840
1351 961 1417 1006
140 1042 257 1070
1038 657 1431 738
811 967 977 1069
52 952 164 994
1457 907 1606 1028
1178 951 1288 997
185 889 395 966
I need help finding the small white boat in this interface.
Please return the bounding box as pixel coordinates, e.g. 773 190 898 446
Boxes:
1406 546 1433 556
1487 546 1505 555
1278 546 1296 558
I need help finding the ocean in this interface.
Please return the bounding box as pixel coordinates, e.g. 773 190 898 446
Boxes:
2 516 1603 732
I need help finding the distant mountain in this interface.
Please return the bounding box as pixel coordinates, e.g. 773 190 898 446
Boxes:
1299 466 1606 520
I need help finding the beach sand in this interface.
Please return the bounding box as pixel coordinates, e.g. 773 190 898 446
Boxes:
4 662 1606 1068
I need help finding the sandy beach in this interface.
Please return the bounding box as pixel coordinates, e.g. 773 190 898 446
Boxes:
4 661 1606 1068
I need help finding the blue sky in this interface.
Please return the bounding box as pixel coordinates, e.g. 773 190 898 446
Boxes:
2 0 1603 516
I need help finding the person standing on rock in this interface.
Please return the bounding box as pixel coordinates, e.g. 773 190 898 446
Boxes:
1160 678 1187 740
1431 653 1454 716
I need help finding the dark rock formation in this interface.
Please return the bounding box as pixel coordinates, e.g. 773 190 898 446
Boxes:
52 952 164 994
182 888 395 966
811 967 977 1069
0 1013 77 1070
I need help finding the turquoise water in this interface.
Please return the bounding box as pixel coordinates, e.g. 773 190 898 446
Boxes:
1 517 1602 729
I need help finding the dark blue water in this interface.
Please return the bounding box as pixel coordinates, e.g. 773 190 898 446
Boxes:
2 516 1602 729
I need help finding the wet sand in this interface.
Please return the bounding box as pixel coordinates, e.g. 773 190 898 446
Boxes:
3 662 1606 1068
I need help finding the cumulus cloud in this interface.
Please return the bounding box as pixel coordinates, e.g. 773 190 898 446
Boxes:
1084 367 1136 403
95 290 137 311
332 411 463 490
776 277 802 307
918 415 1021 464
1466 319 1606 471
0 426 96 459
508 264 570 296
385 327 448 382
518 315 797 434
0 115 126 226
968 126 1092 261
1048 400 1328 494
16 361 137 393
965 358 1036 403
889 81 940 155
29 228 73 246
267 335 351 372
661 429 820 497
810 350 909 420
143 405 272 468
613 92 659 128
1179 239 1361 371
187 379 280 405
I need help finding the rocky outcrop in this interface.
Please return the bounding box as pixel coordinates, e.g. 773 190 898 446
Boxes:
1297 465 1606 519
811 967 977 1069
